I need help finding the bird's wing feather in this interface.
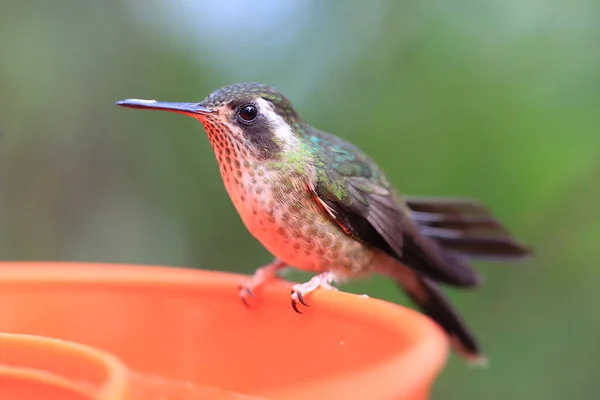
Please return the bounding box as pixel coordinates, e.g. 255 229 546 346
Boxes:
307 131 480 287
404 197 532 259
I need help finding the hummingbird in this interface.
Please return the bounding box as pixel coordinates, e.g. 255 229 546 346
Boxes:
117 83 531 364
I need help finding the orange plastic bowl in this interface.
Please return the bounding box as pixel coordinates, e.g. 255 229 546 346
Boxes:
0 262 449 400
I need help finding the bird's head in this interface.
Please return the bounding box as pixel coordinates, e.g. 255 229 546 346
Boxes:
117 83 307 160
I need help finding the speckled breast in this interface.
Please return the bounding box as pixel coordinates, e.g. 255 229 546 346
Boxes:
229 165 374 275
202 119 374 275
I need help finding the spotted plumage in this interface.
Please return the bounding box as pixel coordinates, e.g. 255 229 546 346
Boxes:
117 83 532 364
200 101 373 276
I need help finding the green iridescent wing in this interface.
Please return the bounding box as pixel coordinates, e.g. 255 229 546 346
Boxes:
308 130 482 287
305 127 531 361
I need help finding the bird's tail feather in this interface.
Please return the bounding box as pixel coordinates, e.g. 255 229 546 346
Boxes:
391 266 488 366
381 197 531 363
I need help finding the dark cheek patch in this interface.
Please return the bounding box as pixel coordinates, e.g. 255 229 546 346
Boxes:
240 116 280 157
203 106 281 160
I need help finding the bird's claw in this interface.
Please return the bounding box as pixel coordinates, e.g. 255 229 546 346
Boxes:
238 284 255 307
291 289 310 313
289 272 338 313
238 259 287 309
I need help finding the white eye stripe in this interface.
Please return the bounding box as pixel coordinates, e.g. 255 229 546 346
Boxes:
253 98 270 115
254 98 299 148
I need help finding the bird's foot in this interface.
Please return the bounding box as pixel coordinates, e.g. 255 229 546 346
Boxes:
291 272 338 313
239 259 287 307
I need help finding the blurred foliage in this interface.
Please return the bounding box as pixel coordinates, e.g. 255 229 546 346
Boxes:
1 1 599 398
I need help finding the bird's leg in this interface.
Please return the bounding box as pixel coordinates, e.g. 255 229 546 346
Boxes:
239 258 287 306
291 271 338 313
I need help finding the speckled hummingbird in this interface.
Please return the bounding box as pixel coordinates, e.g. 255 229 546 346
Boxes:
117 83 531 364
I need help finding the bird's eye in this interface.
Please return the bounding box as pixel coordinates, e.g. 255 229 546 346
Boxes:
238 105 258 122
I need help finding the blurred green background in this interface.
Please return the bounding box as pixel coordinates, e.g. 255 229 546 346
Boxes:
1 1 599 398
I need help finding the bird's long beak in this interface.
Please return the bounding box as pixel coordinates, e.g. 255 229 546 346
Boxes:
116 99 214 117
